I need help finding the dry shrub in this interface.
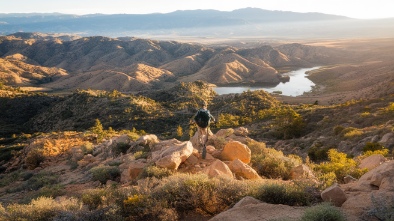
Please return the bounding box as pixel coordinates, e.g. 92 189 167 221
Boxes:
254 182 318 206
147 174 250 216
251 146 300 180
301 203 346 221
138 166 173 179
313 149 367 184
25 149 45 169
0 197 80 221
90 165 120 184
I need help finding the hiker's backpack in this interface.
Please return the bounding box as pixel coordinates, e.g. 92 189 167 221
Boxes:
194 109 210 128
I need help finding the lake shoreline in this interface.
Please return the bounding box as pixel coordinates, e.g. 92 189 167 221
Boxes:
213 66 321 96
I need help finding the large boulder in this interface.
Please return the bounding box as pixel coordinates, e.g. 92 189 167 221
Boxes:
202 159 233 179
290 164 316 180
321 183 347 207
152 140 193 170
228 159 260 180
358 154 386 170
220 141 251 164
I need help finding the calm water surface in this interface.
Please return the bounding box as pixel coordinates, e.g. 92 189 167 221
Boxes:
214 67 320 96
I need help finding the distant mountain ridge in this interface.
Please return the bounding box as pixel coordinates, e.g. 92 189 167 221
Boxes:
0 8 350 37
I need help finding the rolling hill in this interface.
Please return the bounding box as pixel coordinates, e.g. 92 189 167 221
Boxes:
0 34 347 92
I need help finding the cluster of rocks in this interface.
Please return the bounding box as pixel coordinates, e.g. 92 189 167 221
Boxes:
319 153 392 220
116 127 262 183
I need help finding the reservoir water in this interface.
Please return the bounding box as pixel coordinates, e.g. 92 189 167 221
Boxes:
214 67 320 96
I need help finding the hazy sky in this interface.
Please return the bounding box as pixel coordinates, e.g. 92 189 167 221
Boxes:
1 0 393 19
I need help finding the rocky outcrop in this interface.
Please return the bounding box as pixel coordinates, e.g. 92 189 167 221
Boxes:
321 183 347 207
338 161 394 219
220 141 251 164
358 154 386 170
228 159 260 180
209 200 305 221
151 140 193 170
202 159 234 179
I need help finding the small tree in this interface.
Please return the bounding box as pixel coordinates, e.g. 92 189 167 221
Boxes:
90 119 104 142
176 125 183 139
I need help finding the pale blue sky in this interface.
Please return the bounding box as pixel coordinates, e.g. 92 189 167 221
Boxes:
0 0 393 19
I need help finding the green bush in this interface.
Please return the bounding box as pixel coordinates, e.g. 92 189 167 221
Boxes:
151 173 250 215
308 146 332 162
25 172 59 191
112 142 130 156
138 166 173 179
301 203 346 221
252 155 291 179
81 142 94 154
0 171 20 187
251 147 299 180
90 165 120 184
333 125 345 135
82 189 108 210
341 127 363 138
273 106 305 139
363 142 385 152
34 184 66 199
247 139 266 156
133 151 149 160
25 149 45 169
313 149 367 183
255 183 317 206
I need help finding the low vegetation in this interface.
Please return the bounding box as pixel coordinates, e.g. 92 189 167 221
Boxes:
1 80 394 220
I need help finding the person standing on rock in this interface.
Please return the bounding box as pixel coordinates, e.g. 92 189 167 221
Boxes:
190 101 215 159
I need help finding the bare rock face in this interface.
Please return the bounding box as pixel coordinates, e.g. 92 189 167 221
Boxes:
202 159 233 179
341 161 394 219
228 159 260 180
209 202 305 221
358 154 386 170
321 183 347 207
233 196 261 208
152 140 193 170
220 141 251 164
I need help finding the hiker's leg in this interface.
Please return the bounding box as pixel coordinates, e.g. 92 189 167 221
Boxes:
197 127 204 153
